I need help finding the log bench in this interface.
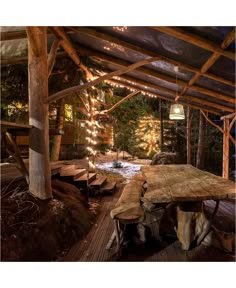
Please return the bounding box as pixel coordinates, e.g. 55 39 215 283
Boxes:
108 174 145 252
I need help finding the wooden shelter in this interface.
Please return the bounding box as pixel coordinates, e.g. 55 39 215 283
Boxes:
1 26 235 199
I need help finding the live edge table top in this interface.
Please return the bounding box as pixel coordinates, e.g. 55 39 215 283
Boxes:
141 164 236 203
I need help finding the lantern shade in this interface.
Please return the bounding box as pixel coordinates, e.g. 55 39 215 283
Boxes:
169 104 185 120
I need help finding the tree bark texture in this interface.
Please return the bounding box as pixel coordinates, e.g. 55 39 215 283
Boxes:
27 27 52 199
187 106 191 164
159 99 164 151
50 99 65 161
196 111 206 169
222 118 230 179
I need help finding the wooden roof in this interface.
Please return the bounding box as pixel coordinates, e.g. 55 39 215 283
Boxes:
1 26 235 116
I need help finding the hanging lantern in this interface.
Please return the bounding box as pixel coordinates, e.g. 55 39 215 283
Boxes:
169 103 185 120
169 66 185 120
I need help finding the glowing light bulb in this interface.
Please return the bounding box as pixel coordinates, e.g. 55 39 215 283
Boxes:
174 107 180 113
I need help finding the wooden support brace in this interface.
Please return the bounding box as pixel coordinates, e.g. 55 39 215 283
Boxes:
46 56 160 103
5 132 29 184
48 39 61 76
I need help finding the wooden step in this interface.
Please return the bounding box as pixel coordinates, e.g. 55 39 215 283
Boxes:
75 173 97 184
60 168 86 177
100 181 117 194
60 168 87 181
89 175 107 189
60 164 76 172
50 164 63 176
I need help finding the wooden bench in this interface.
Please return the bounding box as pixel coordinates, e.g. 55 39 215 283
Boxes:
108 173 145 251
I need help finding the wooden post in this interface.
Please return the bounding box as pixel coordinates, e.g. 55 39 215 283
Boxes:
187 106 191 164
27 27 52 199
159 99 163 151
50 99 65 161
196 111 205 169
222 118 230 179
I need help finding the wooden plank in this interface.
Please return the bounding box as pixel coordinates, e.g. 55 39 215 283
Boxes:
46 56 161 103
75 173 97 182
60 164 76 172
142 165 236 203
111 180 145 224
0 120 32 129
152 27 235 61
101 181 117 193
89 175 107 187
60 168 86 177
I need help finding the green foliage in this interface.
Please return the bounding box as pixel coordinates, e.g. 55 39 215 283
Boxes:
1 64 29 122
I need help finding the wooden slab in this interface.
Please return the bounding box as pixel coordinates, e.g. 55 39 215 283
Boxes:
141 164 236 203
89 175 107 188
110 179 145 224
60 168 86 177
75 173 97 183
100 181 117 193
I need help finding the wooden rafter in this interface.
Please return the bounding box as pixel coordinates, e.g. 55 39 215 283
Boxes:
104 91 140 113
220 112 236 120
117 74 234 113
201 110 236 145
69 27 235 88
152 27 235 61
229 116 236 131
46 56 161 103
176 28 236 101
1 30 28 41
109 79 221 115
47 39 61 76
1 52 67 66
86 52 235 104
26 27 43 56
50 27 93 80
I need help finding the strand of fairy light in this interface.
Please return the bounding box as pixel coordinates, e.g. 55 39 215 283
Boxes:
86 95 100 170
104 79 158 99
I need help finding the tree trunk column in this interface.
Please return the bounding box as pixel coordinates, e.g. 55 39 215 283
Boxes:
222 118 230 179
187 106 191 164
27 27 52 199
196 111 205 169
50 99 65 161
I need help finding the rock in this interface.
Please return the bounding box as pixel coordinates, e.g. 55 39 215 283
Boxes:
150 152 180 165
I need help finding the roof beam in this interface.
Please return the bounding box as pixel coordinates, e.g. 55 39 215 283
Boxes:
46 56 161 103
0 28 74 41
50 27 92 79
152 27 235 61
177 28 236 101
77 47 235 104
48 39 61 76
1 30 28 41
108 79 221 115
220 112 236 120
70 27 235 87
116 75 234 113
1 52 67 66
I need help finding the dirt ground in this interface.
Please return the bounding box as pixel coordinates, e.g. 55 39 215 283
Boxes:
1 153 130 262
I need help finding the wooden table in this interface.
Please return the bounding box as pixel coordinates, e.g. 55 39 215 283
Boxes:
141 164 236 250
